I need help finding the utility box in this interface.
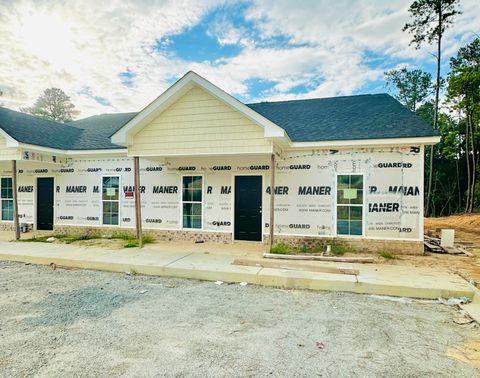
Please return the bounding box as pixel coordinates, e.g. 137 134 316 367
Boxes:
441 229 455 248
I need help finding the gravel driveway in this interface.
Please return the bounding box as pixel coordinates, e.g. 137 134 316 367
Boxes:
0 261 478 377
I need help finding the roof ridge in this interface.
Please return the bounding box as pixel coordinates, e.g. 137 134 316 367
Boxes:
248 93 390 106
69 111 139 124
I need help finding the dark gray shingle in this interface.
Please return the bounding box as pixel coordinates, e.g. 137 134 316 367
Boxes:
247 93 439 141
0 106 83 149
0 94 438 150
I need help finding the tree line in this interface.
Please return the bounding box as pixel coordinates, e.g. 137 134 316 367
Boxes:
386 0 478 216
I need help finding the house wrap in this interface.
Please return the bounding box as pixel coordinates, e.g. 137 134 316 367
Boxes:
0 72 440 253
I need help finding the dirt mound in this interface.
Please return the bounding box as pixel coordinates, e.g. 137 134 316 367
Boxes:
425 213 480 234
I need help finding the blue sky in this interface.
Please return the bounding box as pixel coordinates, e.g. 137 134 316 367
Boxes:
0 0 478 116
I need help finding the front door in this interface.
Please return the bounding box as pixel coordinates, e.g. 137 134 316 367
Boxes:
234 175 262 241
37 177 54 230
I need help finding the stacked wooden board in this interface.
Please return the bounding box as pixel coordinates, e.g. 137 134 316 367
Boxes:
424 234 473 257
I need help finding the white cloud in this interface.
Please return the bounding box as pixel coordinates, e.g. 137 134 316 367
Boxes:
0 0 221 116
0 0 478 117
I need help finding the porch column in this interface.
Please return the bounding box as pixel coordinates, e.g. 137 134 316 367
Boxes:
133 156 143 248
12 160 20 240
269 153 275 248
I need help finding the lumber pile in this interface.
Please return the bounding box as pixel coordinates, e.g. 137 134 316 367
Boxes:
233 258 360 276
424 234 473 257
262 253 374 263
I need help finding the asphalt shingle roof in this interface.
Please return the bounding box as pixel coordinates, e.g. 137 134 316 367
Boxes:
0 107 135 150
67 112 136 149
247 93 439 142
0 93 437 150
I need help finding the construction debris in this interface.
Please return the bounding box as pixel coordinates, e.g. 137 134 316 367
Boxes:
263 253 374 263
424 234 474 257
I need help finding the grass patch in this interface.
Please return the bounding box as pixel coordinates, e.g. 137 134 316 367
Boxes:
20 232 101 244
270 242 355 256
124 239 139 248
379 251 399 260
329 244 352 256
270 243 291 254
122 234 155 248
20 234 66 242
141 234 155 244
63 232 102 244
19 230 155 248
109 231 136 241
299 243 325 254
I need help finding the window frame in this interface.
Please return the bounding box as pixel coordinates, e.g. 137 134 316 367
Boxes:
181 174 204 230
0 176 14 222
334 173 365 237
101 175 120 226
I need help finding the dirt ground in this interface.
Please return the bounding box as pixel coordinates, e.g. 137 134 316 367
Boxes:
1 261 479 377
394 214 480 287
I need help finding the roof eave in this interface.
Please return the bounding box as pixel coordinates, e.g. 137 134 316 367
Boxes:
289 136 441 149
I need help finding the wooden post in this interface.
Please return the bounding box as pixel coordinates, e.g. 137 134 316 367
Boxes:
12 160 20 240
269 153 275 249
133 156 143 248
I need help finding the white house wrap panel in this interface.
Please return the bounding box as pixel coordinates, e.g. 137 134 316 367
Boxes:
0 145 422 242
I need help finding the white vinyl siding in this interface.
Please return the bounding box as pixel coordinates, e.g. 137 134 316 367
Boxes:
129 86 272 156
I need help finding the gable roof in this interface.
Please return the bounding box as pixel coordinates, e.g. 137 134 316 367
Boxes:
111 71 286 146
247 94 439 142
0 77 439 152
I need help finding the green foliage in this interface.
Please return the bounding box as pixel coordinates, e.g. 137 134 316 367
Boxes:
269 242 355 255
329 244 351 256
20 234 66 242
141 234 155 244
19 232 100 244
304 244 325 254
62 232 101 244
124 240 139 248
384 67 432 111
109 231 136 240
270 243 291 254
379 251 399 260
21 88 79 122
446 38 480 213
19 231 155 249
403 0 461 48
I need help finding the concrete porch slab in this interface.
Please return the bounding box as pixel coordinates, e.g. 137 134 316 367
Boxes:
0 241 475 300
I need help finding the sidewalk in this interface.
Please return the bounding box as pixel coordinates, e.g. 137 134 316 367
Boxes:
0 240 474 300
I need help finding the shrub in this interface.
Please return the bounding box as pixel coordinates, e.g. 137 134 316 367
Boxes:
270 243 291 254
141 234 155 244
124 239 139 248
329 244 351 256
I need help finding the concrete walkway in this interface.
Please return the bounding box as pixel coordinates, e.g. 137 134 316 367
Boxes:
0 240 474 300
